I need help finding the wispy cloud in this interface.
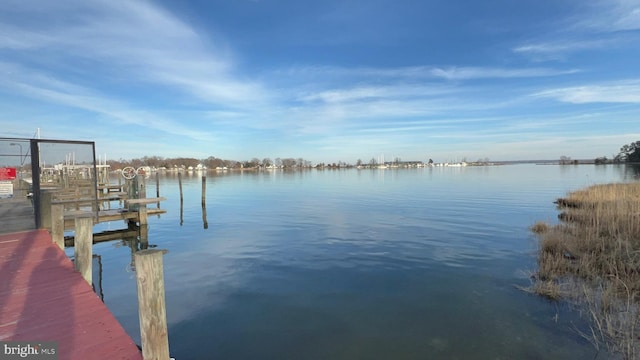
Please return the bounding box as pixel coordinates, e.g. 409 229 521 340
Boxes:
512 38 618 60
284 65 578 82
514 0 640 61
0 0 265 107
574 0 640 32
0 62 219 142
534 80 640 104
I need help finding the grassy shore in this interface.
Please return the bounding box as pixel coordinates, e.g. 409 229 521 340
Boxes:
530 182 640 359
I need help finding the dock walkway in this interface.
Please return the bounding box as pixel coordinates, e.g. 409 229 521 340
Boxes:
0 229 142 359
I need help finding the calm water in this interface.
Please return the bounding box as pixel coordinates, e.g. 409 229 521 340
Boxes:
77 164 638 359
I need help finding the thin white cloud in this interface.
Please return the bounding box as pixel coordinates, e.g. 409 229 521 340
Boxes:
512 38 616 59
514 0 640 61
0 0 265 106
534 80 640 104
428 67 580 80
575 0 640 32
282 65 578 82
298 84 455 103
0 62 218 142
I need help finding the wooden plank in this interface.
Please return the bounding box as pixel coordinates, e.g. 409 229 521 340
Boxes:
0 230 142 359
64 229 139 246
53 194 124 205
62 209 166 230
125 197 166 205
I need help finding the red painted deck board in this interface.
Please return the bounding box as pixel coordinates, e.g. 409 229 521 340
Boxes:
0 230 142 360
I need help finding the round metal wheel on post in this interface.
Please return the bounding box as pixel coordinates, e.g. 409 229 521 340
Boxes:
136 167 150 179
122 166 136 179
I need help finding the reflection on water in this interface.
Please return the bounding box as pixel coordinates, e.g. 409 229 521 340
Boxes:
624 164 640 180
89 164 636 359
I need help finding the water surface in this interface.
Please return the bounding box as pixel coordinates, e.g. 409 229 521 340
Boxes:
80 164 636 359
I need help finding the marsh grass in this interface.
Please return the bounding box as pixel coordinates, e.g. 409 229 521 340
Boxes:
531 182 640 359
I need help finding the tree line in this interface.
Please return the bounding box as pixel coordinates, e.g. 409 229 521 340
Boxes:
594 140 640 164
106 156 320 170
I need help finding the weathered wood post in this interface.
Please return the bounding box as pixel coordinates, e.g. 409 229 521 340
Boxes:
139 205 148 226
201 174 207 229
40 189 53 229
202 203 208 229
138 174 148 226
138 174 146 199
139 225 149 250
178 172 183 204
201 175 206 206
74 215 93 285
134 249 170 360
155 172 160 209
156 172 160 198
51 203 64 249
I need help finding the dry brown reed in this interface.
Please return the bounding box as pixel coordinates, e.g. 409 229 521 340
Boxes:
531 182 640 359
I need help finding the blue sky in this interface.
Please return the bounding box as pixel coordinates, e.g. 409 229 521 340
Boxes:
1 0 639 163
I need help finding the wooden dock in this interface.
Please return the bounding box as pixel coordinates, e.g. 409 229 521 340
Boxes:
0 229 143 359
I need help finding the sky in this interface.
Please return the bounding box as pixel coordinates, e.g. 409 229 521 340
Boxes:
1 0 639 163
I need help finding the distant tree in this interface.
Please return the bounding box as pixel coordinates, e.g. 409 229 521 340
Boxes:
428 158 434 165
262 158 272 167
594 156 608 165
356 159 363 166
618 141 640 163
281 158 296 168
559 155 571 165
275 158 282 168
369 158 377 166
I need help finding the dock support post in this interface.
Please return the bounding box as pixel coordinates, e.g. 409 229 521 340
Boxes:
156 172 161 209
138 175 146 199
201 175 206 206
139 205 148 226
156 172 160 198
139 225 149 250
178 172 183 204
75 216 93 285
40 190 53 229
178 172 184 226
51 204 64 249
135 249 170 360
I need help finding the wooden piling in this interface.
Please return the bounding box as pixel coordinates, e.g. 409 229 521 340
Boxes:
40 190 53 229
202 204 208 229
51 204 64 249
201 175 206 206
134 249 170 360
156 172 160 198
139 205 148 226
156 172 160 209
74 216 93 285
138 175 146 199
178 172 183 204
139 225 149 250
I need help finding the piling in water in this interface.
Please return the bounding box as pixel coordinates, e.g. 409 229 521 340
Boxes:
74 216 93 285
135 249 170 360
201 175 206 206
